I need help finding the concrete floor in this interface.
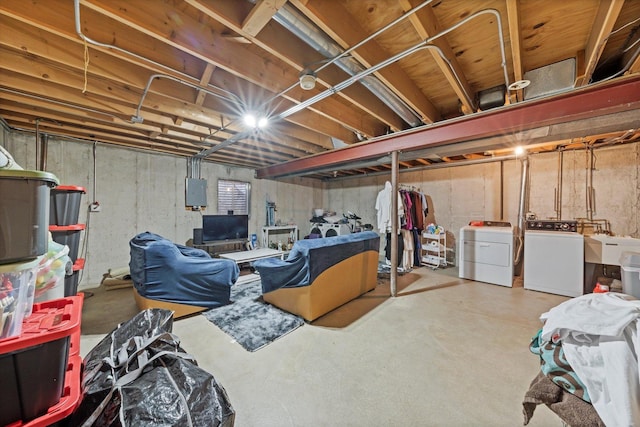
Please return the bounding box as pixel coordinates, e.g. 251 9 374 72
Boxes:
80 266 568 426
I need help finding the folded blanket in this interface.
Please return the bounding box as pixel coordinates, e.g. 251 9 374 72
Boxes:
523 371 604 426
529 329 590 402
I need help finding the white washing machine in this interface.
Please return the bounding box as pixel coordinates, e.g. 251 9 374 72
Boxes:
524 221 584 297
309 223 351 237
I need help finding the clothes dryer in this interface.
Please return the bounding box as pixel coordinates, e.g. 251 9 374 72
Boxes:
459 226 515 287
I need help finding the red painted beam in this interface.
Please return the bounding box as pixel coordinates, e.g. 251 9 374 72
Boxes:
256 74 640 179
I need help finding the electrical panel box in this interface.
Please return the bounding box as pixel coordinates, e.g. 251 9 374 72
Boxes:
185 178 207 209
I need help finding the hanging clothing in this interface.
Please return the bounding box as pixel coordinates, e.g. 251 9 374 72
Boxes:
402 190 413 230
384 232 404 265
401 229 414 271
375 181 404 233
413 192 424 231
412 229 421 267
421 192 428 216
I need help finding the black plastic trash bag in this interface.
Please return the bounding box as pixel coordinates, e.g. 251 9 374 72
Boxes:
71 309 235 426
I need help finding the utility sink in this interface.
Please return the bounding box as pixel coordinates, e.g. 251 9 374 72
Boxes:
584 235 640 265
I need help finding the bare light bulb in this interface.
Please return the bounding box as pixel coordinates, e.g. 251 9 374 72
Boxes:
299 71 316 90
243 114 257 128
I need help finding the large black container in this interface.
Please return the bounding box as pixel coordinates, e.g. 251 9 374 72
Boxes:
0 296 83 426
49 185 86 226
50 224 85 262
0 170 59 264
64 258 84 297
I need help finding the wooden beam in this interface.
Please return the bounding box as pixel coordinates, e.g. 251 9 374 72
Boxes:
81 0 386 139
186 0 401 135
505 0 523 103
195 64 217 106
256 75 640 178
291 0 440 124
575 0 625 86
400 0 475 114
242 0 287 37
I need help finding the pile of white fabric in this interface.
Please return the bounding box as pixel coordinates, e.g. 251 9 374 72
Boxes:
540 292 640 426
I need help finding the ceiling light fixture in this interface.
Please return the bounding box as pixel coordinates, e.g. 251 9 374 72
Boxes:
508 80 531 91
299 69 317 90
243 113 269 129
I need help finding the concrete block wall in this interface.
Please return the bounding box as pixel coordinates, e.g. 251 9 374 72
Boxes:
3 126 638 287
529 145 639 236
326 142 640 263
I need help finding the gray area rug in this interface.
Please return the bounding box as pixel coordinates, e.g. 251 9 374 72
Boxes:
202 279 304 352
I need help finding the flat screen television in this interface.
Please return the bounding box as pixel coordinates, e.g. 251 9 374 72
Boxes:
202 214 249 242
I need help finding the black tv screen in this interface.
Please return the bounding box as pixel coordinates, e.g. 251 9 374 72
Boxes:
202 214 249 242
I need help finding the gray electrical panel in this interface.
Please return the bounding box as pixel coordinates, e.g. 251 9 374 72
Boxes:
185 178 207 209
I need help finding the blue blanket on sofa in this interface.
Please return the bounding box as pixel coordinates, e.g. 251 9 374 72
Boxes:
253 231 380 293
129 232 239 308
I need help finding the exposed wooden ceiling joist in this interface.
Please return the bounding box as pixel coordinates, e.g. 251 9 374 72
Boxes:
0 0 638 178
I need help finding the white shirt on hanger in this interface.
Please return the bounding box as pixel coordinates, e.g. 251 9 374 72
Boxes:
375 181 403 233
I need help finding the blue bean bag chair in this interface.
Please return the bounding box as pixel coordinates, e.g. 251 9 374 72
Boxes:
129 232 239 312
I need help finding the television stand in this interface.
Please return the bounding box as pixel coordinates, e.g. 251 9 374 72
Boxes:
188 239 247 257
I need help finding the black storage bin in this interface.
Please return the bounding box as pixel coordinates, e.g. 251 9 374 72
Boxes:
0 296 83 426
50 224 85 262
64 259 84 296
49 185 86 226
0 170 59 264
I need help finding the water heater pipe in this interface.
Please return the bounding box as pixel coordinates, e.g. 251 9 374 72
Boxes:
514 156 529 265
554 150 564 220
586 147 595 221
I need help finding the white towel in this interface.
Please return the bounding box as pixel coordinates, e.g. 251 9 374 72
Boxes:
540 293 640 426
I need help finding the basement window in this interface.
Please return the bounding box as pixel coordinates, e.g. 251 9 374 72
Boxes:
217 179 250 216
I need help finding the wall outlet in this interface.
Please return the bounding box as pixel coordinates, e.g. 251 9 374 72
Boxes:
90 202 101 212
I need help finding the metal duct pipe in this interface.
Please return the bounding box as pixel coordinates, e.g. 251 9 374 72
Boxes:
187 157 202 179
555 150 564 220
35 118 61 171
274 4 424 127
132 74 242 124
40 134 48 171
2 88 127 123
35 118 41 170
514 156 529 266
500 160 504 220
391 151 399 297
586 147 595 221
276 8 509 121
199 6 509 159
73 0 239 109
93 141 98 204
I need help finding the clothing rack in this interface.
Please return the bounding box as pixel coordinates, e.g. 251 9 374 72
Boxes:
399 184 421 192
